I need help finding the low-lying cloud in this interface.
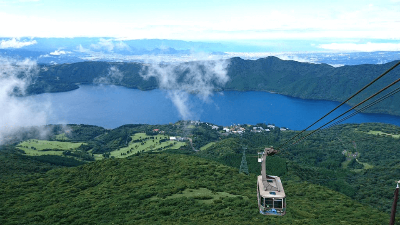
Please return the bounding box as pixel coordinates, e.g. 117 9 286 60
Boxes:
0 38 37 49
90 38 130 52
0 57 51 145
318 42 400 52
49 50 69 56
276 55 317 64
141 58 230 120
94 66 124 84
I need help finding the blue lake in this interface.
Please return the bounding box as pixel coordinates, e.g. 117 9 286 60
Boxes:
28 85 400 130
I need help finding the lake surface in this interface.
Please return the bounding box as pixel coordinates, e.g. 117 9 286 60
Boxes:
27 85 400 130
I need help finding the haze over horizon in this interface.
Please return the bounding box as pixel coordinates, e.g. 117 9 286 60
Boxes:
0 0 400 52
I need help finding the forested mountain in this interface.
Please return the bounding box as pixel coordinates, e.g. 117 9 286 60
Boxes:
27 62 158 94
28 57 400 116
225 57 400 116
0 152 392 224
1 122 399 224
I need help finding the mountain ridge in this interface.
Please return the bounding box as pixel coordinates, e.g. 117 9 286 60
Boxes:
27 56 400 116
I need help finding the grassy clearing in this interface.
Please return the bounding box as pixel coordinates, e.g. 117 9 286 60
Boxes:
150 188 248 204
356 159 374 169
109 133 186 158
16 139 85 156
366 130 400 138
199 142 216 151
352 159 374 172
92 154 105 161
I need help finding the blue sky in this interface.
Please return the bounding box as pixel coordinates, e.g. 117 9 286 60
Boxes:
0 0 400 51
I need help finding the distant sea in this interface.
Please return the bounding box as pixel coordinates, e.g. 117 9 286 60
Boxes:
27 85 400 130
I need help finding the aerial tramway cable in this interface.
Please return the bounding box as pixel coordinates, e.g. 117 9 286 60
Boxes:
277 61 400 150
289 76 400 147
287 85 400 145
325 86 400 129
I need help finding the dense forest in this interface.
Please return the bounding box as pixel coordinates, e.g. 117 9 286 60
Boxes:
1 121 399 224
26 57 400 116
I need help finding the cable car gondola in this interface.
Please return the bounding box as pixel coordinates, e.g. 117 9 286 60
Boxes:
257 147 286 216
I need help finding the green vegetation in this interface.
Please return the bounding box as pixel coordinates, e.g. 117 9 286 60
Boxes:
55 133 70 141
0 154 390 224
355 159 374 170
16 139 86 156
29 57 400 116
109 133 186 158
150 188 248 204
200 141 216 151
15 130 188 161
367 130 400 138
1 121 400 224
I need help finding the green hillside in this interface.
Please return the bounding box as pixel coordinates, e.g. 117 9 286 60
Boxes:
0 153 391 224
27 57 400 116
1 122 400 224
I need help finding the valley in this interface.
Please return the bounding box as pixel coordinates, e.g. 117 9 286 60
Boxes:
2 0 400 224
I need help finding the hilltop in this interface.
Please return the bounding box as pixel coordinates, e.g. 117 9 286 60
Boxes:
28 57 400 116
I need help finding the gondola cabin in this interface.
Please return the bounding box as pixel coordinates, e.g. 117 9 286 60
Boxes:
257 175 286 215
257 148 286 216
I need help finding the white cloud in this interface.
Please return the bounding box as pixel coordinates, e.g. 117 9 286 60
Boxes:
318 42 400 52
90 38 115 52
141 57 230 120
0 1 399 41
49 50 68 55
276 55 317 63
167 90 192 119
0 57 51 145
76 44 90 53
94 66 124 84
0 38 37 49
115 41 130 51
90 39 130 52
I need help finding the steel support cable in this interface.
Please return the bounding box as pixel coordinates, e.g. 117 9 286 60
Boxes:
277 61 400 150
289 76 400 146
278 86 400 155
325 86 400 130
284 85 400 148
311 86 400 141
280 121 399 156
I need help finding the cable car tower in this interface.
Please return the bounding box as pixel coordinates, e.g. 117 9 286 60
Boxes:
257 147 286 216
239 145 249 175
